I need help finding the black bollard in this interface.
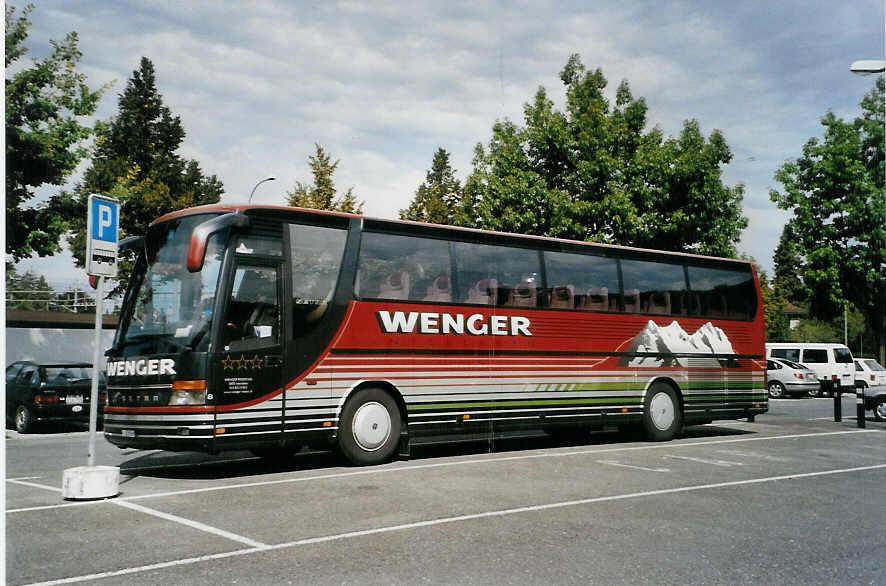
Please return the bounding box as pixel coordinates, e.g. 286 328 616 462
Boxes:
857 386 866 429
833 385 842 422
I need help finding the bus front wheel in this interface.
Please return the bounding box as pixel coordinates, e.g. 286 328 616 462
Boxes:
642 383 682 441
338 388 401 466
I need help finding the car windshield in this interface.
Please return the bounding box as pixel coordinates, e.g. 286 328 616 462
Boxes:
116 214 226 355
833 347 853 363
44 366 93 383
862 359 885 371
780 359 806 370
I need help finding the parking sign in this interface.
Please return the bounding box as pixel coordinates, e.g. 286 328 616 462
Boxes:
86 194 120 277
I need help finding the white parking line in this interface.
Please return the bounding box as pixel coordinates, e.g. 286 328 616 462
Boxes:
664 455 744 467
5 477 269 549
6 429 879 514
596 460 670 473
7 478 62 492
23 462 886 586
113 500 269 549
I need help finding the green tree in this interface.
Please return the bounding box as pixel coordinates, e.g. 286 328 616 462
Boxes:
772 222 806 304
760 271 790 342
789 319 840 343
5 4 106 262
287 144 364 213
770 78 885 360
400 148 462 224
59 57 224 272
457 54 747 256
5 266 54 311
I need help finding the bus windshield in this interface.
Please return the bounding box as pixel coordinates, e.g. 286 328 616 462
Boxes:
116 214 226 355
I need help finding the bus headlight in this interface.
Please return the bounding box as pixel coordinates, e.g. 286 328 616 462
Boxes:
169 380 207 405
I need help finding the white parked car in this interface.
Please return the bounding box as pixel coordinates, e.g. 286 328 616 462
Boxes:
854 358 886 422
765 358 820 398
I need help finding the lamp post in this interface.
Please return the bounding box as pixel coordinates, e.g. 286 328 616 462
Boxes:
248 176 276 203
850 13 886 428
851 13 886 367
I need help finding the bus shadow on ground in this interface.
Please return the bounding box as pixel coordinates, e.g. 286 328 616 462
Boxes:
117 424 754 481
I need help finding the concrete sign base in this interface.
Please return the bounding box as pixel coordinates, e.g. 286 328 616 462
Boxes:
62 465 120 500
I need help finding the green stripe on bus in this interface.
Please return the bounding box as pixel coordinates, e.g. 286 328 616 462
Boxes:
533 382 647 392
408 397 644 411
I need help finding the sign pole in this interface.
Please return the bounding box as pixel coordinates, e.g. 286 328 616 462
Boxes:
62 194 120 500
87 276 104 467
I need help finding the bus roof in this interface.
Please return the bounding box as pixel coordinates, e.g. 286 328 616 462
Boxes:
152 203 754 268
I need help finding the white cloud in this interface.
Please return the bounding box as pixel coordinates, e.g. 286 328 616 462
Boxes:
11 0 884 285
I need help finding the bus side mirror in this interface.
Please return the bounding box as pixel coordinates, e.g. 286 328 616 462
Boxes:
187 212 250 272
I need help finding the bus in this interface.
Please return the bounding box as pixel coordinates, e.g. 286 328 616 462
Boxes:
103 204 767 465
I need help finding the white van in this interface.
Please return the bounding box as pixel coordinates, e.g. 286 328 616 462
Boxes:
765 343 855 397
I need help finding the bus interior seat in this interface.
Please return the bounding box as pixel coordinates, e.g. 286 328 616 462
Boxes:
583 287 609 311
623 288 640 312
728 298 748 320
466 278 497 305
706 293 727 317
506 280 537 307
645 291 671 314
423 275 452 302
549 285 574 308
379 271 410 300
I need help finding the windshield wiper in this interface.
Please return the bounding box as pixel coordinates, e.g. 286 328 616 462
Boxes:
117 332 185 353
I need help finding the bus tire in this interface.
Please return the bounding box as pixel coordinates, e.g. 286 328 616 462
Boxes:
642 382 682 441
338 388 401 466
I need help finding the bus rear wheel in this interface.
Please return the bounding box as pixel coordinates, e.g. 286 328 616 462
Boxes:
338 388 401 466
642 382 682 441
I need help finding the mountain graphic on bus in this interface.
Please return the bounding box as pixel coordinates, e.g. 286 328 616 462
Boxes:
619 320 736 368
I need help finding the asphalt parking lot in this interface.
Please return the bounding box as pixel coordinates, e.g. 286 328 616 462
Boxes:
6 396 886 586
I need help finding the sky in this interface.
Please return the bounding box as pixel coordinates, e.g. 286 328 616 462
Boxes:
10 0 885 291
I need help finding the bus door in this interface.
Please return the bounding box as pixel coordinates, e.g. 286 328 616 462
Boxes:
213 259 285 440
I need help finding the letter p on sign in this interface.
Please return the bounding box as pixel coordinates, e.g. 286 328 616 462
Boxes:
86 194 120 277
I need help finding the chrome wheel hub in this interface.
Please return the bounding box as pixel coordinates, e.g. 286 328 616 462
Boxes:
650 392 675 431
351 401 392 451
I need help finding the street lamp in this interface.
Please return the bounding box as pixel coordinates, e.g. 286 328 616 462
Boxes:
851 21 886 365
247 176 276 203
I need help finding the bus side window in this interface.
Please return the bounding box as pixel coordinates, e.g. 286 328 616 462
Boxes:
687 265 756 321
543 251 619 312
620 258 686 316
454 242 540 307
289 223 348 333
357 232 451 303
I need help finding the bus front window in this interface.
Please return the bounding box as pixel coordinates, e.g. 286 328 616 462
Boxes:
118 215 226 355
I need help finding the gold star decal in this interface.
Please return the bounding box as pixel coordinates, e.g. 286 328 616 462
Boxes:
250 355 263 369
222 355 235 370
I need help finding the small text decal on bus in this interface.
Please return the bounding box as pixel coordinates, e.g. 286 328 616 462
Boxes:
107 358 176 377
376 310 532 336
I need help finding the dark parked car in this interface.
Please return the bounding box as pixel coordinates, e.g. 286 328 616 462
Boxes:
5 361 106 433
854 358 886 422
